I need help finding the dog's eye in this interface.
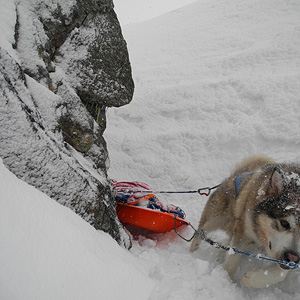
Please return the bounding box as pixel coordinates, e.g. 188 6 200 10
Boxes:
280 220 291 230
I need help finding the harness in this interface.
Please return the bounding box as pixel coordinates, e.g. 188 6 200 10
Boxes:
235 176 242 196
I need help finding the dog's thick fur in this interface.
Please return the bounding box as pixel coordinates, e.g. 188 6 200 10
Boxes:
190 155 300 288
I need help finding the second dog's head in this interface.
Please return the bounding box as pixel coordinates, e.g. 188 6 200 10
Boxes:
255 166 300 269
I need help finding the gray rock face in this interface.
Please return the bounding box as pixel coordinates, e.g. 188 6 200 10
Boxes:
0 0 133 248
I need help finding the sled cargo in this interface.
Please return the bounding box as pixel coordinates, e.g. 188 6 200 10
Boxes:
113 180 188 233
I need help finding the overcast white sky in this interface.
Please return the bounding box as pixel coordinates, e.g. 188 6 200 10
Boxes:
113 0 197 25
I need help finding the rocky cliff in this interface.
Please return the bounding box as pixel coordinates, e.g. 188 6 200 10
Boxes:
0 0 133 247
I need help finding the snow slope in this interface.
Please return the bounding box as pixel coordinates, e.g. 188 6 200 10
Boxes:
0 0 16 57
1 0 300 299
113 0 197 25
105 0 300 299
0 158 154 300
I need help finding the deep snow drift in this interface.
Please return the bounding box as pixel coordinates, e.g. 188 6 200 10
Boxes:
105 0 300 299
0 158 154 300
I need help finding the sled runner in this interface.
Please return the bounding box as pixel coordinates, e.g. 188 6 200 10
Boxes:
112 180 188 233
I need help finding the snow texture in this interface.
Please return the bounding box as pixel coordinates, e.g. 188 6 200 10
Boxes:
106 0 300 298
0 158 154 300
1 0 300 299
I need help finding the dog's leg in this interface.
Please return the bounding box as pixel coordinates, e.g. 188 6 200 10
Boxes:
241 265 289 288
190 233 202 252
190 217 208 253
222 224 243 279
190 216 226 253
223 249 241 279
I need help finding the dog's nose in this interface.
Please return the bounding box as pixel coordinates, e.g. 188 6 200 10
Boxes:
284 251 300 264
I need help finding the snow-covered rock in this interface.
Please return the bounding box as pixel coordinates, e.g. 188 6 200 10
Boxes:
0 0 133 246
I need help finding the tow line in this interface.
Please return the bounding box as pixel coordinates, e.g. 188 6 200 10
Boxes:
117 182 300 270
174 216 300 270
120 184 221 197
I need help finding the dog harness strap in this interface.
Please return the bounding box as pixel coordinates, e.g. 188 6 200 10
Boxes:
235 176 242 196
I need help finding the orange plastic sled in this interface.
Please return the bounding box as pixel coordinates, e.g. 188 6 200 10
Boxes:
116 202 189 233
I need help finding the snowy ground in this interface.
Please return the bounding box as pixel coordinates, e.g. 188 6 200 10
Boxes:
105 0 300 299
2 0 300 299
0 158 154 300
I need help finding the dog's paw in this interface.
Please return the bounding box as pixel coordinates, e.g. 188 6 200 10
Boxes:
241 267 288 288
241 269 267 288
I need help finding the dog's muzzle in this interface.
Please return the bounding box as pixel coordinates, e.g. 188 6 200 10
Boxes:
280 250 300 269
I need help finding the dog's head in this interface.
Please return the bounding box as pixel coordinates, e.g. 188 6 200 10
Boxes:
255 166 300 269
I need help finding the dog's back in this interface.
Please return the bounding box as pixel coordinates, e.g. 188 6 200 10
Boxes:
231 154 275 177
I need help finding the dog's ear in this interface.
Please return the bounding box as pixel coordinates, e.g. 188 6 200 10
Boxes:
270 167 285 194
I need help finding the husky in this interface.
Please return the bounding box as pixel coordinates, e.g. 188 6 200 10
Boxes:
190 155 300 288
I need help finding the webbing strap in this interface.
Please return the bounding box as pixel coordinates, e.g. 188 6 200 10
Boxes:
235 176 242 196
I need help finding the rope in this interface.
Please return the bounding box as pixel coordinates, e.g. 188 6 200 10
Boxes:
116 181 299 269
117 184 221 197
174 217 299 270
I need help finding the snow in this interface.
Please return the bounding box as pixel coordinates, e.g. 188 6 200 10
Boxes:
113 0 197 25
105 0 300 298
1 0 300 299
0 158 154 300
0 0 18 60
